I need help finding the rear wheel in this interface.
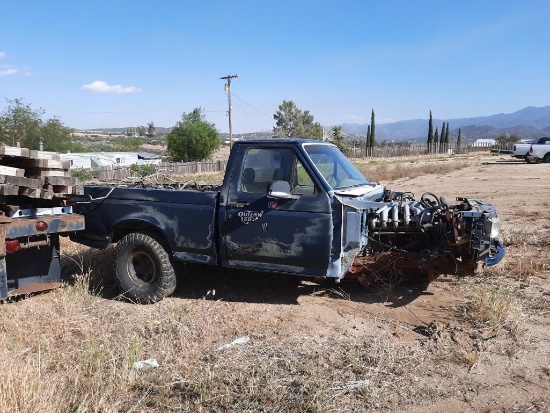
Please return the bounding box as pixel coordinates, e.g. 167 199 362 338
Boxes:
114 232 176 303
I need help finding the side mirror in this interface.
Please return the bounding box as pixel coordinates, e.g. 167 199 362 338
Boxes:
267 181 296 199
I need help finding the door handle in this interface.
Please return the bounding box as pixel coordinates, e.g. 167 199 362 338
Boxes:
228 202 249 208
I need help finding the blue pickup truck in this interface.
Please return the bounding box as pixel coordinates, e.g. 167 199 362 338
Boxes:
71 139 505 303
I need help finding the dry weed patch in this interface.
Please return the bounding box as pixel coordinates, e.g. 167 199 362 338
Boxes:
482 223 550 283
354 158 468 182
466 285 514 329
0 280 457 412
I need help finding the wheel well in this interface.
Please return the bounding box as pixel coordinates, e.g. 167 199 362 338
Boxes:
112 222 169 249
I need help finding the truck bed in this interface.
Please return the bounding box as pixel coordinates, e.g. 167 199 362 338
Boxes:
72 185 221 265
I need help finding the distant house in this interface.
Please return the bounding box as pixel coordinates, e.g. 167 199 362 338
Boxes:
60 151 162 169
472 139 496 147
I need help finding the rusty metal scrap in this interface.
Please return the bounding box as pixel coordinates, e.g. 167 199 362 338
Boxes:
346 251 477 287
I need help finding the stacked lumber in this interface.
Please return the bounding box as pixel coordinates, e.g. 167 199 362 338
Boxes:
0 145 83 203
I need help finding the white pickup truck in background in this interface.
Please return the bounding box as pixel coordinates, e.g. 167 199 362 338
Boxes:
526 139 550 163
512 137 550 162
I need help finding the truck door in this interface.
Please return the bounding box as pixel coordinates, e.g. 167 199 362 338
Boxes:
220 146 333 277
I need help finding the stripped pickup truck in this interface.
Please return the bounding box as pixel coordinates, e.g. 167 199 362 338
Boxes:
71 139 505 303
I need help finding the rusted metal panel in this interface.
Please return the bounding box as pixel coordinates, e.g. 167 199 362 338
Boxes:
2 214 85 239
7 282 62 298
3 237 62 300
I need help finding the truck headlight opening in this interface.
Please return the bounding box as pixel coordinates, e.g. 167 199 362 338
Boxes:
484 217 501 239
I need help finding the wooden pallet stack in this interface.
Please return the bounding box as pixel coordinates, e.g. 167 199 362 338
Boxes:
0 145 83 214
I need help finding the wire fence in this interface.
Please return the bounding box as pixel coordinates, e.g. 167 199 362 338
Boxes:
344 142 514 158
87 160 228 181
83 142 513 181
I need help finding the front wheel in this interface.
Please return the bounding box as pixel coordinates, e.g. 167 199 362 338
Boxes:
543 154 550 163
114 232 176 303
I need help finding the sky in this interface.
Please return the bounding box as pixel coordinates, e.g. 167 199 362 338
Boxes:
1 0 549 134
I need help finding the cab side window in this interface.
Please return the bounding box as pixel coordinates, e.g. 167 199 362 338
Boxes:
239 148 316 195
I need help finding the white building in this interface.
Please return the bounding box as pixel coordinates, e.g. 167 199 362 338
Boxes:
472 139 496 147
60 151 162 169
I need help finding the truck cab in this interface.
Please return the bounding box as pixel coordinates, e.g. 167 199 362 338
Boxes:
218 139 383 278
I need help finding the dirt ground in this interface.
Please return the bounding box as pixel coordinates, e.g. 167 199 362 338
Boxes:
2 152 550 412
177 153 547 412
206 153 550 413
177 152 550 412
77 154 550 411
347 154 550 411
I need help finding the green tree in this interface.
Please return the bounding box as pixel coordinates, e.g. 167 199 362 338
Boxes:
0 98 43 147
273 100 322 139
427 110 434 153
365 124 371 156
439 122 446 153
331 126 345 151
0 98 76 152
35 118 74 152
444 122 450 150
369 109 376 146
166 108 219 162
146 122 156 137
434 127 439 152
457 128 462 154
137 126 146 137
495 133 521 144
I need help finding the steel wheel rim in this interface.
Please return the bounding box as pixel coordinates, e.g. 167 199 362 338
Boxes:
127 251 157 285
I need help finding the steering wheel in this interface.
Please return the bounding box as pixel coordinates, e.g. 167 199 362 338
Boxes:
420 192 440 207
325 174 339 187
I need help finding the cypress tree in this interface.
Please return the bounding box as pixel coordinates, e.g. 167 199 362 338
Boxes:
366 125 371 156
434 127 439 152
445 123 450 153
427 111 434 153
439 122 446 153
370 109 376 146
457 128 462 154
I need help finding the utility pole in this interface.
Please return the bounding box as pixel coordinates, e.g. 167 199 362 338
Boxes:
220 74 238 148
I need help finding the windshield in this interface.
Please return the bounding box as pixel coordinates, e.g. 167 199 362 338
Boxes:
303 143 370 189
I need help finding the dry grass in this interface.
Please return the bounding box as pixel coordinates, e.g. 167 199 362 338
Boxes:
0 272 437 412
0 247 536 412
466 285 514 328
0 240 473 412
353 157 468 182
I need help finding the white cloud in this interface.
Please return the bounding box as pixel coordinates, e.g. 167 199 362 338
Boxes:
0 52 6 58
81 80 141 94
0 68 16 76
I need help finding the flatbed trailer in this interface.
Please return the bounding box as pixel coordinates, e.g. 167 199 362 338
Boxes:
0 210 85 300
0 144 85 301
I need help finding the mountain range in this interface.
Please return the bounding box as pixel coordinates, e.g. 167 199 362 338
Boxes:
340 105 550 142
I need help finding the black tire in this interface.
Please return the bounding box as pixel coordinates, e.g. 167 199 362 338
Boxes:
114 232 176 303
544 154 550 163
525 157 533 164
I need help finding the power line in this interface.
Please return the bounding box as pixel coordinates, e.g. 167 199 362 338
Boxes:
231 93 272 119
